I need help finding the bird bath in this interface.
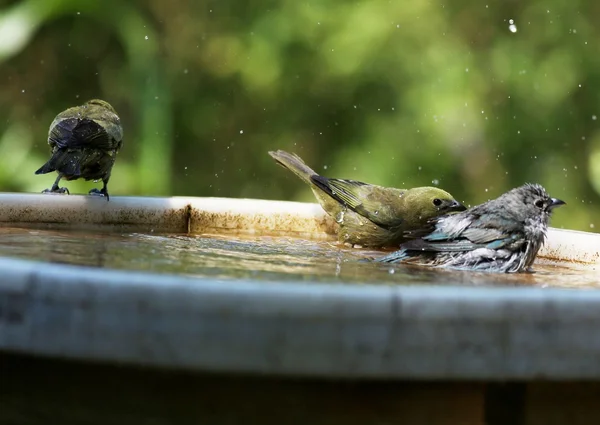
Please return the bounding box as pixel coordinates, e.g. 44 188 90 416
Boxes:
1 192 600 425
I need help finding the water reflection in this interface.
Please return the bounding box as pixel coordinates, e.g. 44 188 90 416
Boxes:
0 227 597 289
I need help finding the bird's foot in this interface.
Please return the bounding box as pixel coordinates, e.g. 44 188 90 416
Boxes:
89 188 110 201
42 187 69 195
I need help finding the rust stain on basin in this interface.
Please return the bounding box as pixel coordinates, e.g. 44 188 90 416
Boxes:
188 197 338 240
537 228 600 266
0 193 189 233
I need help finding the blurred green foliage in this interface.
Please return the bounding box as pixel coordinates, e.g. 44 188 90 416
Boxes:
0 0 598 232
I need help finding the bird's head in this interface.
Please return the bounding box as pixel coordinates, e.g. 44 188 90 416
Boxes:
404 186 467 223
502 183 565 233
85 99 116 113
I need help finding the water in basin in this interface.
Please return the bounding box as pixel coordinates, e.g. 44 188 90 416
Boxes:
0 227 596 289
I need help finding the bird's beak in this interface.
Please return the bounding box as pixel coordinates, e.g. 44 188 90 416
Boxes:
547 198 566 211
450 200 467 212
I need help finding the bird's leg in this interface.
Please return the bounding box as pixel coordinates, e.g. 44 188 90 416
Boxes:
42 174 69 194
88 179 110 201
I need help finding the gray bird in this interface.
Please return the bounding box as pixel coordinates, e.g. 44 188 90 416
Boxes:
35 99 123 201
373 183 565 273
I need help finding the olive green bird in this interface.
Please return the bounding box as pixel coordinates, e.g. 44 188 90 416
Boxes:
35 99 123 201
269 150 467 248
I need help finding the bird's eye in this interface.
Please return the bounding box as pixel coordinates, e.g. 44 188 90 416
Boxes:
433 198 443 207
534 199 544 209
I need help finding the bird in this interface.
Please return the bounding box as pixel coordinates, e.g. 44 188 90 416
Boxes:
35 99 123 201
372 183 566 273
268 149 466 248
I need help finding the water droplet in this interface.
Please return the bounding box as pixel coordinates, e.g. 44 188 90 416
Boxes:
593 115 597 121
388 268 395 274
239 130 244 134
590 224 595 229
336 211 345 224
432 179 439 185
144 35 149 40
508 19 517 33
374 210 379 215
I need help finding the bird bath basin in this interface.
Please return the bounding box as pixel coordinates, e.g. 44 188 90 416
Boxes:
1 193 600 425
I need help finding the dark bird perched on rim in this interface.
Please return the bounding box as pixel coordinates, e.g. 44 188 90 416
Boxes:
35 99 123 201
268 149 467 248
373 183 566 273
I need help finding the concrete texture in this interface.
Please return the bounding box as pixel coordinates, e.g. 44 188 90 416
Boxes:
2 256 600 379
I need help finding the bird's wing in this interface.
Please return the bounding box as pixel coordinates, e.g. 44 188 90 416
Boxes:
70 119 115 150
373 237 482 263
48 117 80 149
49 117 114 150
399 237 483 252
310 176 404 229
94 118 123 149
310 176 364 208
401 214 520 252
461 227 510 244
83 103 123 149
419 215 473 240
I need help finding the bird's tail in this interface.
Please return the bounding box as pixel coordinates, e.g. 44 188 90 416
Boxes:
268 150 318 185
372 249 410 263
35 150 81 176
34 161 55 175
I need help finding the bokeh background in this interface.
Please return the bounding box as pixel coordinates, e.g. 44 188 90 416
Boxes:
0 0 598 231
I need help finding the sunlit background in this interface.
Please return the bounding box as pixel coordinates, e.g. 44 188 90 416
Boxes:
0 0 598 232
